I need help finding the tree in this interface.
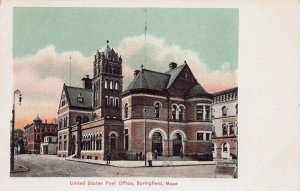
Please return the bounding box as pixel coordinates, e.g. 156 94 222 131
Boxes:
14 129 25 154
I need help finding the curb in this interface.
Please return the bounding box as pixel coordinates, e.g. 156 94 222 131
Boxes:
65 158 216 168
10 163 30 173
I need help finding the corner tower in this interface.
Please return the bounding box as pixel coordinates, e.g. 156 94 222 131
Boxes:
92 40 123 119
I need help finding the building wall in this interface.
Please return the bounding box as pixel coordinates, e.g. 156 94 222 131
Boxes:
212 88 238 159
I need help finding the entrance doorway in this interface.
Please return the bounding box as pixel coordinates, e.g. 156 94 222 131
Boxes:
152 132 163 156
172 133 182 156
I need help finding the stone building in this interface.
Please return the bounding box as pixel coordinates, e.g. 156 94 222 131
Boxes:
40 136 58 155
23 115 58 154
57 42 215 160
212 87 238 159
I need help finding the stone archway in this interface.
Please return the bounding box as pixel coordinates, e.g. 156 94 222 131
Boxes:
172 133 182 156
152 132 163 156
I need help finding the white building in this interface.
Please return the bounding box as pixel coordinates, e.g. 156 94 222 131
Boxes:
40 136 58 155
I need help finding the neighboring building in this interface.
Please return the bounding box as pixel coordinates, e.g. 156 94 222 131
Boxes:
57 41 214 160
23 115 58 154
40 136 58 155
212 87 238 159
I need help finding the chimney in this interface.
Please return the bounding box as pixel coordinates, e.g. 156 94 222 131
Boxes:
82 75 92 89
134 70 140 77
169 62 177 70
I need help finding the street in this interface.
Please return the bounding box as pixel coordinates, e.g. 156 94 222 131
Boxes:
11 154 217 177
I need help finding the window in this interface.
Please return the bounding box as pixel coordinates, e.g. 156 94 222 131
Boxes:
179 105 185 121
59 119 62 129
110 80 113 89
154 102 161 118
212 143 215 152
124 103 129 118
77 93 83 102
105 96 109 106
61 99 66 107
222 106 227 117
110 133 116 150
197 133 204 140
196 105 204 120
206 133 210 141
222 124 228 136
172 105 178 120
223 143 228 152
124 129 129 150
104 79 108 89
110 97 114 106
115 81 119 90
205 105 210 121
229 124 235 135
115 97 119 107
236 104 238 115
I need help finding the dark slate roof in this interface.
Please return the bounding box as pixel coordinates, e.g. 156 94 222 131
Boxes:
33 115 42 121
124 69 170 92
165 63 186 88
65 86 93 109
188 84 211 97
213 87 238 96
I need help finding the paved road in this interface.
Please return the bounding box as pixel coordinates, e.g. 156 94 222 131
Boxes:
11 154 216 178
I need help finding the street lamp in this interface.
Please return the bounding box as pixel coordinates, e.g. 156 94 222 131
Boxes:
11 89 22 172
143 108 147 166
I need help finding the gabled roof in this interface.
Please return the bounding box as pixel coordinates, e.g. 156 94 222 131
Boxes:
124 69 170 92
165 63 186 89
188 84 212 97
65 85 93 109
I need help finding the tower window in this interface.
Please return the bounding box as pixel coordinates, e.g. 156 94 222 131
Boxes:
154 102 161 118
115 81 119 90
104 79 108 89
110 97 114 106
115 97 119 107
105 96 109 106
179 105 185 121
124 103 129 118
196 105 204 120
110 80 114 89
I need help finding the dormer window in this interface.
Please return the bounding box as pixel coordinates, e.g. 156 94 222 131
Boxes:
61 100 66 107
77 93 84 103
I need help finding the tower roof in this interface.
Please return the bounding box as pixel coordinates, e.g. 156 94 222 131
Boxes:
33 114 42 121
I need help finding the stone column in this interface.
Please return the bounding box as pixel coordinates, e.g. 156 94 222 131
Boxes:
75 122 82 158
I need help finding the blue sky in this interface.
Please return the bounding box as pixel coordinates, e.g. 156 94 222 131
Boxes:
14 8 238 72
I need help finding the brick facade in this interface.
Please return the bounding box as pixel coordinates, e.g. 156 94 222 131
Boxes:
23 116 58 154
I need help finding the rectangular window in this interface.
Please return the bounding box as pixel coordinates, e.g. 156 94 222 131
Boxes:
197 133 204 140
206 133 210 141
205 105 210 120
115 97 119 107
63 141 67 151
105 96 109 106
196 105 204 120
110 97 114 106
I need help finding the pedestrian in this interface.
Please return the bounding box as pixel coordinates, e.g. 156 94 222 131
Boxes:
106 151 111 165
146 151 153 167
139 151 143 160
135 151 139 160
154 149 158 160
180 147 183 158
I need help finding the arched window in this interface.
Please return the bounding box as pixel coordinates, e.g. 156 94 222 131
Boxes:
110 133 116 150
104 79 108 89
154 102 161 118
172 105 178 120
223 143 228 152
115 81 119 90
222 106 227 117
236 104 238 115
229 124 235 135
124 103 129 118
179 105 185 121
110 80 114 89
222 124 228 136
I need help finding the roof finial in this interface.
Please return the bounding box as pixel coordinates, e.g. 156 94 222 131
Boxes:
140 64 144 70
106 40 109 45
184 60 187 64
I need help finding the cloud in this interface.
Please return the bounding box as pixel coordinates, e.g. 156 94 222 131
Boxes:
14 34 237 128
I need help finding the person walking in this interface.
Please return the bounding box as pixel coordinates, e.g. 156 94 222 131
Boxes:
106 151 111 165
139 151 143 160
147 151 153 167
136 151 139 160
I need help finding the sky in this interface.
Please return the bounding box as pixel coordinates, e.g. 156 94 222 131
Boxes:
13 8 238 128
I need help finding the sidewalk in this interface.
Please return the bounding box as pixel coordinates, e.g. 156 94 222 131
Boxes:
10 163 30 173
66 158 216 168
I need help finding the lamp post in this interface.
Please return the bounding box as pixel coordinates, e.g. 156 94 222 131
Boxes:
143 108 147 166
11 89 22 172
